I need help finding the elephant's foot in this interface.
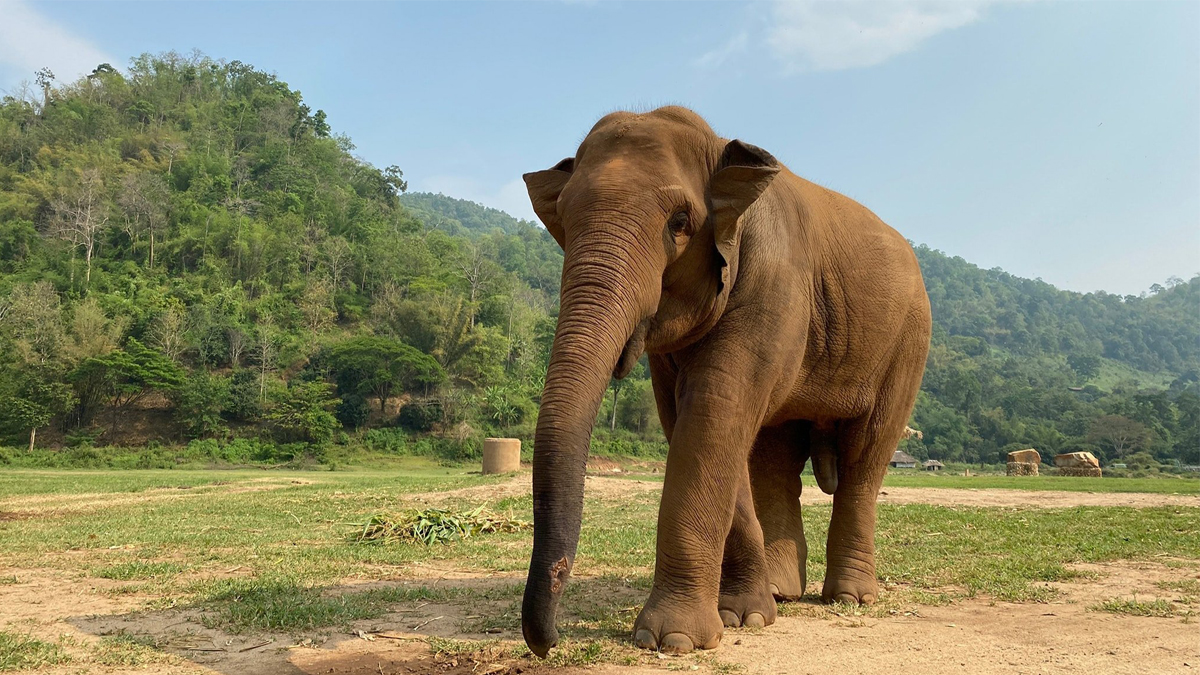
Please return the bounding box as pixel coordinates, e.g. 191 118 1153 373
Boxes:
765 551 806 601
633 590 723 655
820 560 878 605
718 586 777 628
762 530 807 601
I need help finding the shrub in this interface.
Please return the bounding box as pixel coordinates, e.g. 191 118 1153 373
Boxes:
396 399 442 432
174 372 230 438
225 369 264 422
266 381 340 446
335 395 370 429
361 427 409 454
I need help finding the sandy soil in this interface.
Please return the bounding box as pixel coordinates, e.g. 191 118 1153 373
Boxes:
3 476 1197 674
412 473 1200 509
2 558 1195 675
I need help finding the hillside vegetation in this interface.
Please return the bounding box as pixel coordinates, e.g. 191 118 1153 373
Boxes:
0 53 1195 471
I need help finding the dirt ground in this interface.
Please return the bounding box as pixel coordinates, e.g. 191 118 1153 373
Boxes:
414 472 1200 509
3 477 1198 675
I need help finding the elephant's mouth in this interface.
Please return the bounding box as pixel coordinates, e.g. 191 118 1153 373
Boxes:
613 317 651 379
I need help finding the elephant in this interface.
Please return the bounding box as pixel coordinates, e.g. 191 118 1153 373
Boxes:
520 106 931 657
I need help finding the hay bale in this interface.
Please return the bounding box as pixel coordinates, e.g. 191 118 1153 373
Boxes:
1006 461 1039 476
1007 448 1041 465
1057 466 1102 478
1054 451 1100 469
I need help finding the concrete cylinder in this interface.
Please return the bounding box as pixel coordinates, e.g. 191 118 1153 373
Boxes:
482 438 522 474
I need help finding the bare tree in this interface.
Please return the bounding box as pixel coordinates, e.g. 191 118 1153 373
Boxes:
35 68 54 112
160 138 185 175
227 327 247 368
456 243 496 328
322 236 353 290
118 171 170 269
64 297 127 362
149 304 188 362
49 168 111 291
254 316 278 401
1088 415 1150 458
299 278 336 333
0 282 64 366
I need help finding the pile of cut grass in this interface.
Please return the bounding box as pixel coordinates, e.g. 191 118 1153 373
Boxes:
352 504 530 545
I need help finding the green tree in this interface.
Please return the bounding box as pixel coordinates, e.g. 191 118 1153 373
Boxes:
324 336 445 412
266 380 339 446
1067 353 1102 382
71 339 185 431
0 366 75 451
173 372 230 439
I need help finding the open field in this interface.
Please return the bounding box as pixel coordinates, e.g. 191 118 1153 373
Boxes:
0 464 1197 674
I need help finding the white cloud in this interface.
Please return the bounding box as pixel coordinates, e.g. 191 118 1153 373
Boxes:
766 1 989 72
0 0 114 85
695 31 749 69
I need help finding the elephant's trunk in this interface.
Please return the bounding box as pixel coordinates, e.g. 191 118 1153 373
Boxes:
522 228 656 657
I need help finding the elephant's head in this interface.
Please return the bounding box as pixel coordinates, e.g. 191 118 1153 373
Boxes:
520 106 780 656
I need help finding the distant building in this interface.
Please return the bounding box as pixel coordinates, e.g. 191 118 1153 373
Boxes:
923 459 944 471
889 450 918 469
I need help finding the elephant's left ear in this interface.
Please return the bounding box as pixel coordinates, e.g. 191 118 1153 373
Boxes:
710 140 780 288
524 157 575 249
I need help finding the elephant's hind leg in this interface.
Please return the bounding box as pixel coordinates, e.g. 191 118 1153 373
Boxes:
718 468 777 628
748 422 808 601
822 340 927 605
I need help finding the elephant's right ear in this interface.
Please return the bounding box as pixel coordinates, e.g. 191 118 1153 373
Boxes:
524 157 574 248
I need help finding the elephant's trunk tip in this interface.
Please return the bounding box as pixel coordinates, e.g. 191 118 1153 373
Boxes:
522 556 573 658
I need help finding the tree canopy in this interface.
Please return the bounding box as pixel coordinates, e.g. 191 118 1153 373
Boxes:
0 51 1195 471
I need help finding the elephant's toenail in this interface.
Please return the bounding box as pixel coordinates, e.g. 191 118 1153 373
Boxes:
834 593 858 605
769 583 780 597
634 629 657 650
719 609 741 627
743 612 766 628
660 633 694 655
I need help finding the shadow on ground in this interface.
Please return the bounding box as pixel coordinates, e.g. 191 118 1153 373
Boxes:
65 575 661 675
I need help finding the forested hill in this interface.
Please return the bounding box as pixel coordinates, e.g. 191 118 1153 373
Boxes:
917 247 1198 375
0 53 1195 471
399 192 537 237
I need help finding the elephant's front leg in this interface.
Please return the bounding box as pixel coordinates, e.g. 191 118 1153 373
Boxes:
718 467 777 629
633 382 763 654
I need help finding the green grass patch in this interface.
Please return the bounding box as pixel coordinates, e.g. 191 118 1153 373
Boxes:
194 577 478 632
93 561 185 580
2 468 1198 644
1156 579 1200 595
0 632 68 671
1091 598 1178 617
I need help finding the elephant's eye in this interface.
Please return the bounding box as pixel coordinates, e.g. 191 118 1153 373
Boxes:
667 210 690 236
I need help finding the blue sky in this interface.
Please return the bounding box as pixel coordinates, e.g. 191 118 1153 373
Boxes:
0 1 1196 296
